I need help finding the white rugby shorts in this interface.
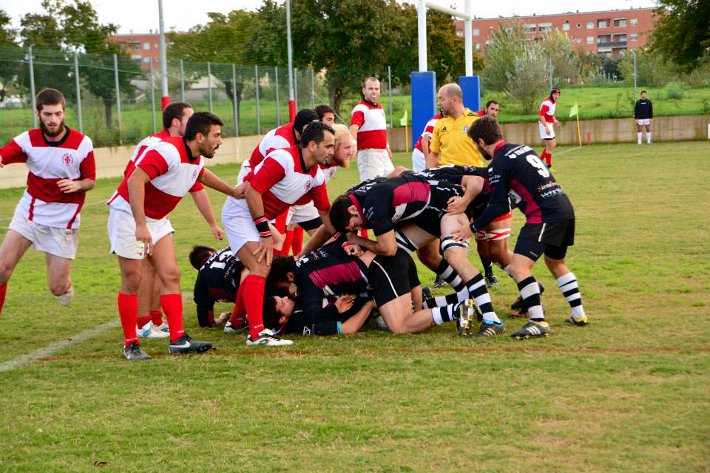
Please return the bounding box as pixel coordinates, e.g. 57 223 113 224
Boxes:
9 211 78 259
356 148 394 181
107 208 174 259
636 119 651 126
287 202 319 226
539 122 555 140
411 148 425 173
222 198 261 255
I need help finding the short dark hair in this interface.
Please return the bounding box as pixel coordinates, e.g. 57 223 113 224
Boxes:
265 256 295 295
262 297 281 332
293 109 319 136
36 88 66 111
467 116 502 145
485 100 499 108
641 90 648 94
299 121 335 148
315 104 335 121
329 195 354 233
184 112 224 141
162 102 192 131
189 245 216 270
550 88 561 96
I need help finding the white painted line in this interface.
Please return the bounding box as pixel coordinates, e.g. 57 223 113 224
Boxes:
0 319 120 373
0 292 193 373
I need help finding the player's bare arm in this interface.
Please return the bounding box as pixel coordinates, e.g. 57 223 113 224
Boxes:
346 229 397 256
245 185 273 266
57 177 95 194
126 167 153 254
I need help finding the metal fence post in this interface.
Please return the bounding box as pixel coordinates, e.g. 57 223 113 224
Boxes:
28 46 37 128
310 68 315 108
180 59 185 102
294 67 298 107
232 64 239 137
275 66 280 126
149 61 157 134
74 51 83 133
255 65 261 135
207 62 213 113
388 65 393 129
114 53 122 144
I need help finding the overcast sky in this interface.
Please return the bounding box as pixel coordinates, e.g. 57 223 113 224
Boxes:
3 0 657 35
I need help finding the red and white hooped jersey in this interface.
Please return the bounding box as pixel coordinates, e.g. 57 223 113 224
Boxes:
350 100 388 150
107 136 205 220
0 128 96 229
539 98 556 123
237 122 296 185
226 145 329 220
414 113 442 153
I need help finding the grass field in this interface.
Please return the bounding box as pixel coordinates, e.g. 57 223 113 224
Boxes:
2 84 710 147
0 142 708 472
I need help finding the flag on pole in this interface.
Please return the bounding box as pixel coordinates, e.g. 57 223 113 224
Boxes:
399 109 408 127
569 102 579 118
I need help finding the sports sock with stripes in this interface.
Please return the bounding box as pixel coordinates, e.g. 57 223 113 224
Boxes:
556 272 586 318
465 274 501 323
434 259 465 291
161 293 185 342
431 302 463 325
518 276 545 320
423 288 469 309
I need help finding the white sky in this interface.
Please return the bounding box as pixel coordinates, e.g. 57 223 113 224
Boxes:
3 0 657 35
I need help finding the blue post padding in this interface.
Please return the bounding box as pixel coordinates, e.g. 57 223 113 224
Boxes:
459 76 481 113
411 71 436 150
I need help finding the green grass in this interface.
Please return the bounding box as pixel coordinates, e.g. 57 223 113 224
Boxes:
0 143 709 472
2 85 709 146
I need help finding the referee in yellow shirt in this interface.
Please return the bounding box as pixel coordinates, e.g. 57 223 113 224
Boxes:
427 83 483 168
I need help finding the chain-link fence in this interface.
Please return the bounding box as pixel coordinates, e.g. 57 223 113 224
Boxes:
0 46 407 147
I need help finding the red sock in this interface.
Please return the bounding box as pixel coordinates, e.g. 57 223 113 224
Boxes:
136 315 152 328
291 226 304 255
150 309 163 326
0 283 6 318
277 229 294 256
230 283 247 326
160 293 185 342
541 150 551 166
360 228 369 239
243 275 266 339
118 292 139 345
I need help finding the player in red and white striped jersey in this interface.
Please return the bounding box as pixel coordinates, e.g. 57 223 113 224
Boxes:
411 113 442 172
108 112 240 360
0 88 95 317
127 103 227 339
221 121 336 347
538 88 560 169
350 77 393 182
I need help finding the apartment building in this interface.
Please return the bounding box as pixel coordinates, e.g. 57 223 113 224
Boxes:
456 7 657 57
108 33 161 72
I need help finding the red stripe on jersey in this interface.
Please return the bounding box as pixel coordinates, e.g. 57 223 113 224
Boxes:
248 158 287 196
357 129 387 150
392 181 430 208
25 173 86 205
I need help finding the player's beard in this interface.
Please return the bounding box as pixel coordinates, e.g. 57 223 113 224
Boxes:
40 118 66 138
200 141 219 159
477 143 492 161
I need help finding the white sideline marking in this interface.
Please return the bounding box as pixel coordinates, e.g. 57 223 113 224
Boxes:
0 319 120 373
0 292 192 373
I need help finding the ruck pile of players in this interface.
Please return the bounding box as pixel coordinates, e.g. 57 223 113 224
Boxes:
0 84 588 361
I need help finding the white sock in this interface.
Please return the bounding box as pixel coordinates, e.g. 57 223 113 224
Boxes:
647 132 652 144
637 132 642 144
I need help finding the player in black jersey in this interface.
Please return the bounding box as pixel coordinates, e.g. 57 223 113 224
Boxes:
328 173 505 337
461 116 588 339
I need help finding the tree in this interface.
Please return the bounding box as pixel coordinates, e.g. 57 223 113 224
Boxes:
0 9 22 102
538 30 581 86
505 46 548 114
18 0 138 129
482 22 528 92
618 48 675 88
650 0 710 73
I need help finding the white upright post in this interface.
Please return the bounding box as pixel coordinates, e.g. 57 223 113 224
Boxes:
464 0 473 76
417 0 427 72
158 0 170 109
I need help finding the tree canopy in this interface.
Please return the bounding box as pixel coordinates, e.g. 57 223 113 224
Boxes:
650 0 710 73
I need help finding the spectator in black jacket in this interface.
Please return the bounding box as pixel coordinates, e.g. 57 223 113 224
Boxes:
634 90 653 144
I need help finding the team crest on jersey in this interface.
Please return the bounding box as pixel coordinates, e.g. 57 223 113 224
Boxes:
191 168 198 181
463 126 469 134
304 181 312 192
62 153 74 166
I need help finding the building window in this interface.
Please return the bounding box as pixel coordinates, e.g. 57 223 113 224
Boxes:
142 57 151 63
587 21 594 29
575 38 582 44
587 36 594 45
563 22 570 31
598 20 608 28
630 33 638 41
524 24 537 33
539 23 552 32
615 18 627 27
143 42 150 50
630 18 638 26
475 43 481 51
473 28 480 36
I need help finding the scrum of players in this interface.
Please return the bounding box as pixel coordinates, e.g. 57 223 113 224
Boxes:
0 86 588 361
